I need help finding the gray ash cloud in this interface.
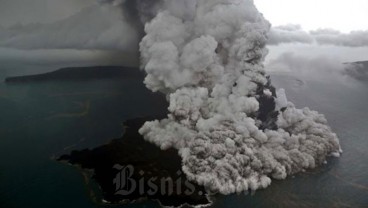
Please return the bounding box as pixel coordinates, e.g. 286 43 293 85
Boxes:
118 0 343 194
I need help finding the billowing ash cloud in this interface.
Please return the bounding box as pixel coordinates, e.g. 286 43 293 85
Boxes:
133 0 342 194
269 25 314 45
269 24 368 47
311 29 368 47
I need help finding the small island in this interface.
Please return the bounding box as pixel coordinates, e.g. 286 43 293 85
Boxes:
58 116 211 207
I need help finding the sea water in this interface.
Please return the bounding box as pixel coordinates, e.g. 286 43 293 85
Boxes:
0 71 367 208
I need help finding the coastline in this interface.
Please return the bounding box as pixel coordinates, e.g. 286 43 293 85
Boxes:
57 116 212 208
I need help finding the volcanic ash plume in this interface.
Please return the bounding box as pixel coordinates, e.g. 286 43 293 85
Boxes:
138 0 342 194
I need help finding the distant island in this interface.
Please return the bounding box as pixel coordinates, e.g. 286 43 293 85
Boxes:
5 66 144 83
58 117 211 207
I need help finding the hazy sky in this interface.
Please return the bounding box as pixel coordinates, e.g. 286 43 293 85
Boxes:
0 0 367 75
0 0 93 27
254 0 368 32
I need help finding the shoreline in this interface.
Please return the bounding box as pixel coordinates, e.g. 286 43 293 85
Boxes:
57 116 212 208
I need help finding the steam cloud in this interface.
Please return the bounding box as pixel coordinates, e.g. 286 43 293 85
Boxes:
269 24 368 47
128 0 343 194
269 25 314 45
267 52 368 84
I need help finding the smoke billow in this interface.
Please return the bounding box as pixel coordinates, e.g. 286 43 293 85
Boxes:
269 24 368 47
269 25 314 45
311 29 368 47
105 0 342 194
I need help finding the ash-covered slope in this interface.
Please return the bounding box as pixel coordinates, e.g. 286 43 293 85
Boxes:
343 61 368 81
132 0 342 195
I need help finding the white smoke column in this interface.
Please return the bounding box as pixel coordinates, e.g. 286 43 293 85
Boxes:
139 0 342 194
